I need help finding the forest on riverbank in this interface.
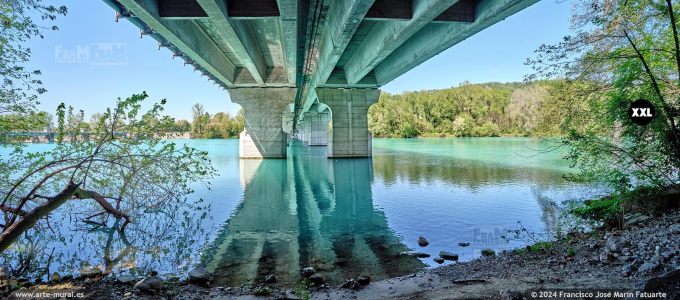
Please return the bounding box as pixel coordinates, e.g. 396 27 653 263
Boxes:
368 81 572 138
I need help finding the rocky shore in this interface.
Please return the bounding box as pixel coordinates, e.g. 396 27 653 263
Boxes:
6 210 679 299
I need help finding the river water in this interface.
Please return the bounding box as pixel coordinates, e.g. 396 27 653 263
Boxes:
2 138 598 286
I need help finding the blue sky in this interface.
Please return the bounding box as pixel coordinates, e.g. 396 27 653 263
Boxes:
28 0 573 120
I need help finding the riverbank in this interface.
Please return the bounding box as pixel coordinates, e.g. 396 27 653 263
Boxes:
7 207 678 299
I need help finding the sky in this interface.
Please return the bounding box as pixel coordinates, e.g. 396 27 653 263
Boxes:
27 0 574 120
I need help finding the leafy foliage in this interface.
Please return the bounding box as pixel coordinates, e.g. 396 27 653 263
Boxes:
188 102 244 138
0 0 66 136
528 0 680 191
0 92 215 266
368 81 571 138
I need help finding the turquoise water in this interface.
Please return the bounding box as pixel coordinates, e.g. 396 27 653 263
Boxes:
1 138 596 286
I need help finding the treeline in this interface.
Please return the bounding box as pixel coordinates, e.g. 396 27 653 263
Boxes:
368 81 571 138
188 103 244 139
1 103 245 139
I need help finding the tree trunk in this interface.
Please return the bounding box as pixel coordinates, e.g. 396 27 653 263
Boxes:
0 182 79 253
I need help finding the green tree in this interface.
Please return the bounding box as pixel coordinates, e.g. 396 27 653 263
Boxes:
527 0 680 189
1 1 66 139
174 119 191 132
0 92 215 253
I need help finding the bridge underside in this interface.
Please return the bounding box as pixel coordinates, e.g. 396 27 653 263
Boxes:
104 0 538 158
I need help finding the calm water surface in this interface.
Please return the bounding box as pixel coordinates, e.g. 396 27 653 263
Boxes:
4 138 597 286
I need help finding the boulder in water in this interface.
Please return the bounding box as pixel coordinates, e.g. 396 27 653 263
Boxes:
418 236 429 247
439 251 459 261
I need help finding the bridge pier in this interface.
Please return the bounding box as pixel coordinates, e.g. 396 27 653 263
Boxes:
299 104 330 146
317 88 380 158
230 88 297 159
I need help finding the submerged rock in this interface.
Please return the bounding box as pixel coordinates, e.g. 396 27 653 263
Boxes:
301 267 316 278
134 275 162 293
401 251 430 258
433 257 445 264
188 266 211 285
439 251 459 261
458 242 471 247
418 236 429 247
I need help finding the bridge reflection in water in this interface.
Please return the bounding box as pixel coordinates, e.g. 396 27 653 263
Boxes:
200 140 423 286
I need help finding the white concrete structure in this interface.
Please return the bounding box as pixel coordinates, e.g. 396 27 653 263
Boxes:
231 88 296 158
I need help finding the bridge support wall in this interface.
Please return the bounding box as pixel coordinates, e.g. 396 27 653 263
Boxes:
231 88 297 158
317 88 380 158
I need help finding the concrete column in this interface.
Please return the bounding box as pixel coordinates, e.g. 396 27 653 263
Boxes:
317 88 380 157
230 88 297 158
299 119 311 145
302 108 329 146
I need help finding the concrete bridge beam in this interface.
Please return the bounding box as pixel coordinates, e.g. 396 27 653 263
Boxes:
317 88 380 158
230 88 297 158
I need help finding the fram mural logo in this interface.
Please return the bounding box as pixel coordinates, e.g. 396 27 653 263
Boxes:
54 43 128 65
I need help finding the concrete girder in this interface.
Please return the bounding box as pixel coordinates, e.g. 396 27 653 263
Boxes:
197 0 267 86
117 0 237 86
276 0 298 87
301 0 375 113
374 0 539 85
342 0 460 85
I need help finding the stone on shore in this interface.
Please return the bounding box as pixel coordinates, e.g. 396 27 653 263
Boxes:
356 275 371 286
188 266 210 285
79 265 102 278
117 275 135 284
481 249 496 257
134 275 162 293
341 279 361 290
301 267 316 278
309 274 324 285
49 272 61 283
265 274 277 284
433 257 445 264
